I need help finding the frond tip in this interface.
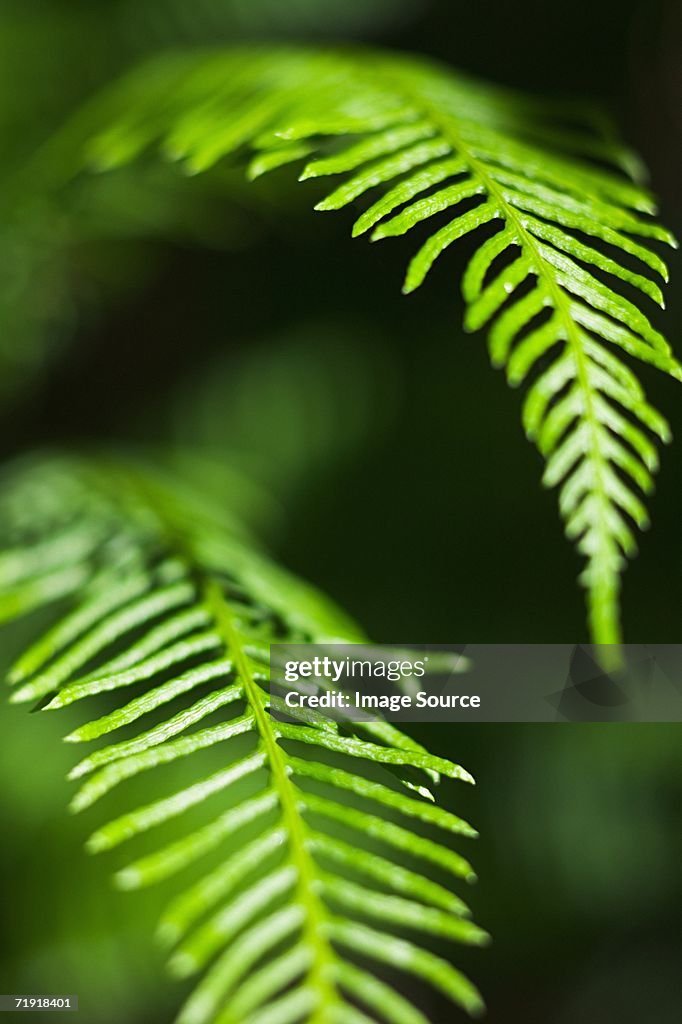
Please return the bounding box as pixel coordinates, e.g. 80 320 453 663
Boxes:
69 45 679 642
0 456 487 1024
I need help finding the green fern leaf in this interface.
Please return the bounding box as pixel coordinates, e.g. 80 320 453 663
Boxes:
0 455 486 1023
49 45 678 644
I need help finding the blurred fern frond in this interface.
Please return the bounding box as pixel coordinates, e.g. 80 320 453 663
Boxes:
0 455 486 1024
0 0 419 399
48 45 678 645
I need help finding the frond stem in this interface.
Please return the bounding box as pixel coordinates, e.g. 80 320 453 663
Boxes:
372 64 621 644
115 465 340 1019
204 580 339 1021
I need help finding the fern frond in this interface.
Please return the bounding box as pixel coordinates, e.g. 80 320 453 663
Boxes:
0 455 486 1023
55 45 679 643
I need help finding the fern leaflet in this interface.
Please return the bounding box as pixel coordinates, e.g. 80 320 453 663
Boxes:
0 456 487 1024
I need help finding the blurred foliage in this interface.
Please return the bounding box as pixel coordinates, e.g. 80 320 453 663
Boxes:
0 164 288 404
170 322 400 504
0 0 426 158
0 0 426 402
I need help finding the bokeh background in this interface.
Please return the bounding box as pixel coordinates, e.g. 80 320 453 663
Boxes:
0 1 680 1022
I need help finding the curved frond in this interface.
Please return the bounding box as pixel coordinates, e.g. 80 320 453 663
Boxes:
49 45 678 643
0 455 486 1024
